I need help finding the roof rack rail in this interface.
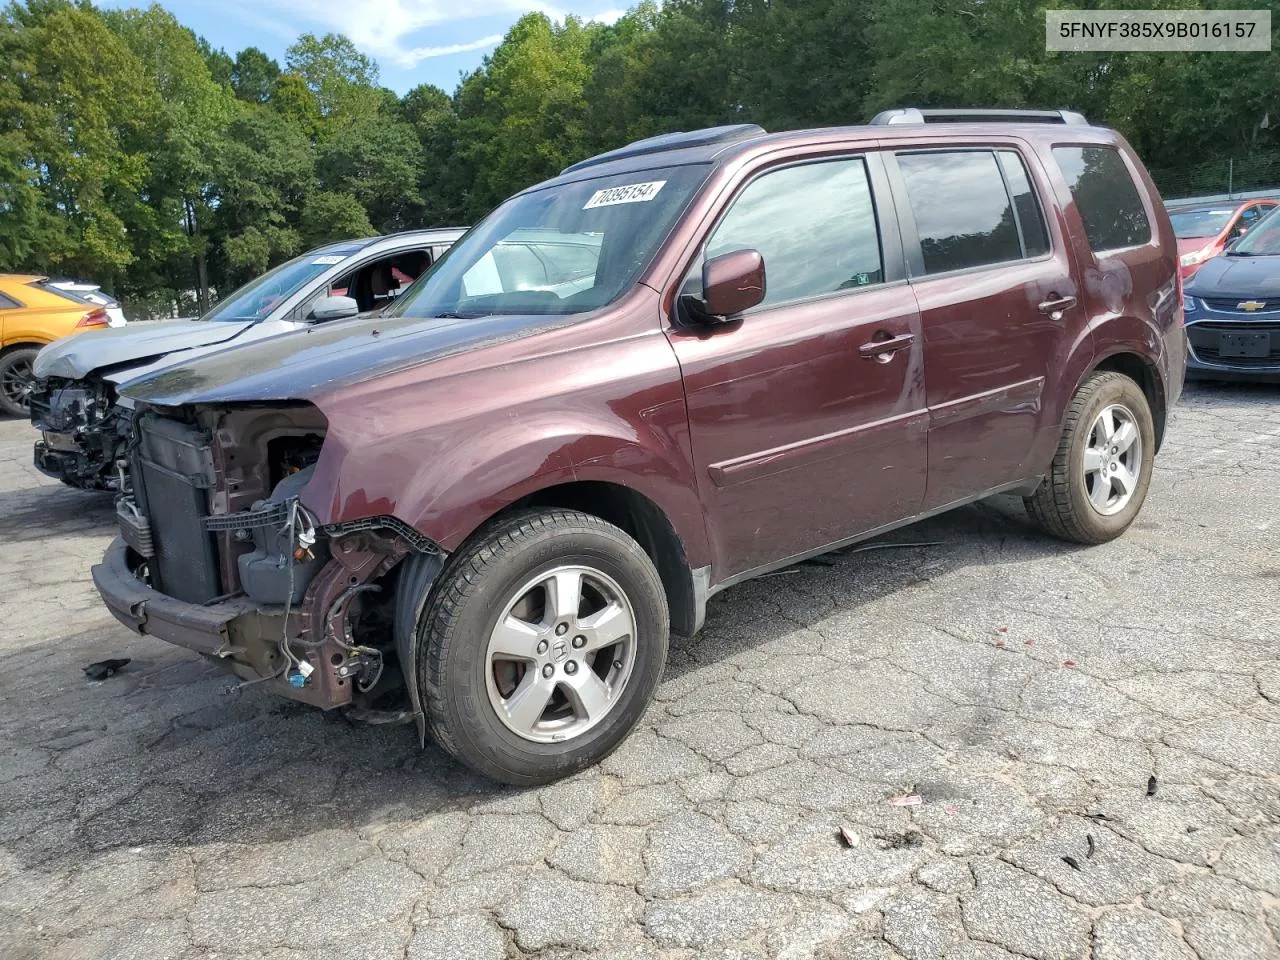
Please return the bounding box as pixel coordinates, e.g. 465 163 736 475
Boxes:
871 108 1088 126
561 124 767 175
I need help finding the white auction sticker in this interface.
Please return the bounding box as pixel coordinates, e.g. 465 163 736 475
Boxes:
583 180 667 209
311 255 346 265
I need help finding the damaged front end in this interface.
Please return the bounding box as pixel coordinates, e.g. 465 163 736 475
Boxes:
31 377 127 490
93 403 442 725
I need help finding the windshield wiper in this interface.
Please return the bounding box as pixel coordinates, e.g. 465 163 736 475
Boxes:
1225 249 1258 256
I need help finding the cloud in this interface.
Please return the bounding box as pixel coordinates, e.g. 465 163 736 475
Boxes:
232 0 623 68
401 34 505 61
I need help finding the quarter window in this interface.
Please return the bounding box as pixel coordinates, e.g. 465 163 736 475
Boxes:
896 151 1024 274
1053 146 1152 252
698 157 884 309
0 291 19 309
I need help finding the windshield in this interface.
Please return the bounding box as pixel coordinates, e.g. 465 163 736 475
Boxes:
203 246 361 322
1228 205 1280 256
388 164 710 319
1168 208 1235 239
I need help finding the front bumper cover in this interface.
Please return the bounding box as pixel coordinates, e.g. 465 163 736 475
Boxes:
93 538 261 655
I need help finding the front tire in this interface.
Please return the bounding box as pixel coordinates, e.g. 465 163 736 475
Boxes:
418 509 669 786
1025 371 1156 544
0 347 39 417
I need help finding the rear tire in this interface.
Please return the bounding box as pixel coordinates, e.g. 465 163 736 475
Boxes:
1024 371 1156 544
0 347 39 417
417 509 669 786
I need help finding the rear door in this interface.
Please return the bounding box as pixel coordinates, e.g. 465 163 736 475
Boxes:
665 151 928 580
886 144 1082 509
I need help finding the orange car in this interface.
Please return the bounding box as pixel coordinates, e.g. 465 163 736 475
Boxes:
0 274 110 416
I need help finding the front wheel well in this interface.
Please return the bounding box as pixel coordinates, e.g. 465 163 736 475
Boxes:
502 481 699 638
1092 352 1167 450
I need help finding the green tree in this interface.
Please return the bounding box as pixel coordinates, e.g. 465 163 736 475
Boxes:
208 103 313 291
270 71 323 138
454 13 602 214
402 83 470 225
105 4 237 311
232 47 281 104
0 0 159 285
316 113 424 232
299 190 374 247
286 32 379 117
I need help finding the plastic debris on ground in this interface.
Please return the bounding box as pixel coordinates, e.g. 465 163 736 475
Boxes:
83 658 130 681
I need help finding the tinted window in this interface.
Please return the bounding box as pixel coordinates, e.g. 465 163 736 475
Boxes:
897 151 1022 274
998 151 1050 258
700 158 883 307
1053 146 1151 252
0 291 18 309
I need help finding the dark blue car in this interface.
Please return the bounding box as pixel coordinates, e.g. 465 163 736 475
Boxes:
1183 204 1280 381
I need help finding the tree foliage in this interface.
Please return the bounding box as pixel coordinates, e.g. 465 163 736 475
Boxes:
0 0 1277 318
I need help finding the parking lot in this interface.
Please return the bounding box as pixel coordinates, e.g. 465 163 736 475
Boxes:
0 382 1276 960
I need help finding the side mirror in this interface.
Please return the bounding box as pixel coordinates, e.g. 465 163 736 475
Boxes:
699 249 766 320
308 295 360 322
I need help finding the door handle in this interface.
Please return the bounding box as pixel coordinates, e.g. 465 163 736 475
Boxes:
859 332 915 360
1038 295 1077 320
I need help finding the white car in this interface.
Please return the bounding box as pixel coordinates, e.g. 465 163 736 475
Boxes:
45 280 128 327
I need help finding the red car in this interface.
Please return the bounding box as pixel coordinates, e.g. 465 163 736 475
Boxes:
1169 198 1277 279
94 108 1184 784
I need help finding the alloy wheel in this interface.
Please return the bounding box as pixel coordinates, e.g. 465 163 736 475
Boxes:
0 355 34 413
485 564 638 743
1082 403 1143 516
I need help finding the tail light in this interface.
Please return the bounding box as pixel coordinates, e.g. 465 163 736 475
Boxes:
76 307 109 329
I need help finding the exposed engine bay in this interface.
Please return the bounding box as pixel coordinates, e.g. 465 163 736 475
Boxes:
31 376 127 490
106 403 439 718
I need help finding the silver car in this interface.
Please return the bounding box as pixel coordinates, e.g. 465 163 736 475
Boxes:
32 228 465 489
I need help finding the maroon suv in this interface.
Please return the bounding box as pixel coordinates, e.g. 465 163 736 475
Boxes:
94 108 1185 784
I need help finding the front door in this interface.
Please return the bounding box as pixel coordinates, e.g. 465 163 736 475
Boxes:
887 146 1079 509
665 153 928 581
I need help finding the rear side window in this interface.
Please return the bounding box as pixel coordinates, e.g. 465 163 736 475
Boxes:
1053 146 1152 252
0 291 19 309
895 151 1025 274
700 157 884 308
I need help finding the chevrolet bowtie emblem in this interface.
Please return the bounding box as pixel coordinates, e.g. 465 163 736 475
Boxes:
1238 300 1267 311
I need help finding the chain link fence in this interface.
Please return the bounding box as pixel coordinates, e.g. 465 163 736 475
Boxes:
1152 153 1280 201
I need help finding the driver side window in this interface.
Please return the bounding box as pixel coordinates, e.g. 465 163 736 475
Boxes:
308 248 433 319
687 157 884 309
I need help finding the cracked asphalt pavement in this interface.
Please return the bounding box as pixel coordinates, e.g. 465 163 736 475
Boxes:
1 382 1277 960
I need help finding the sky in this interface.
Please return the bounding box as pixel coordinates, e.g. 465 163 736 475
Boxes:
99 0 629 94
